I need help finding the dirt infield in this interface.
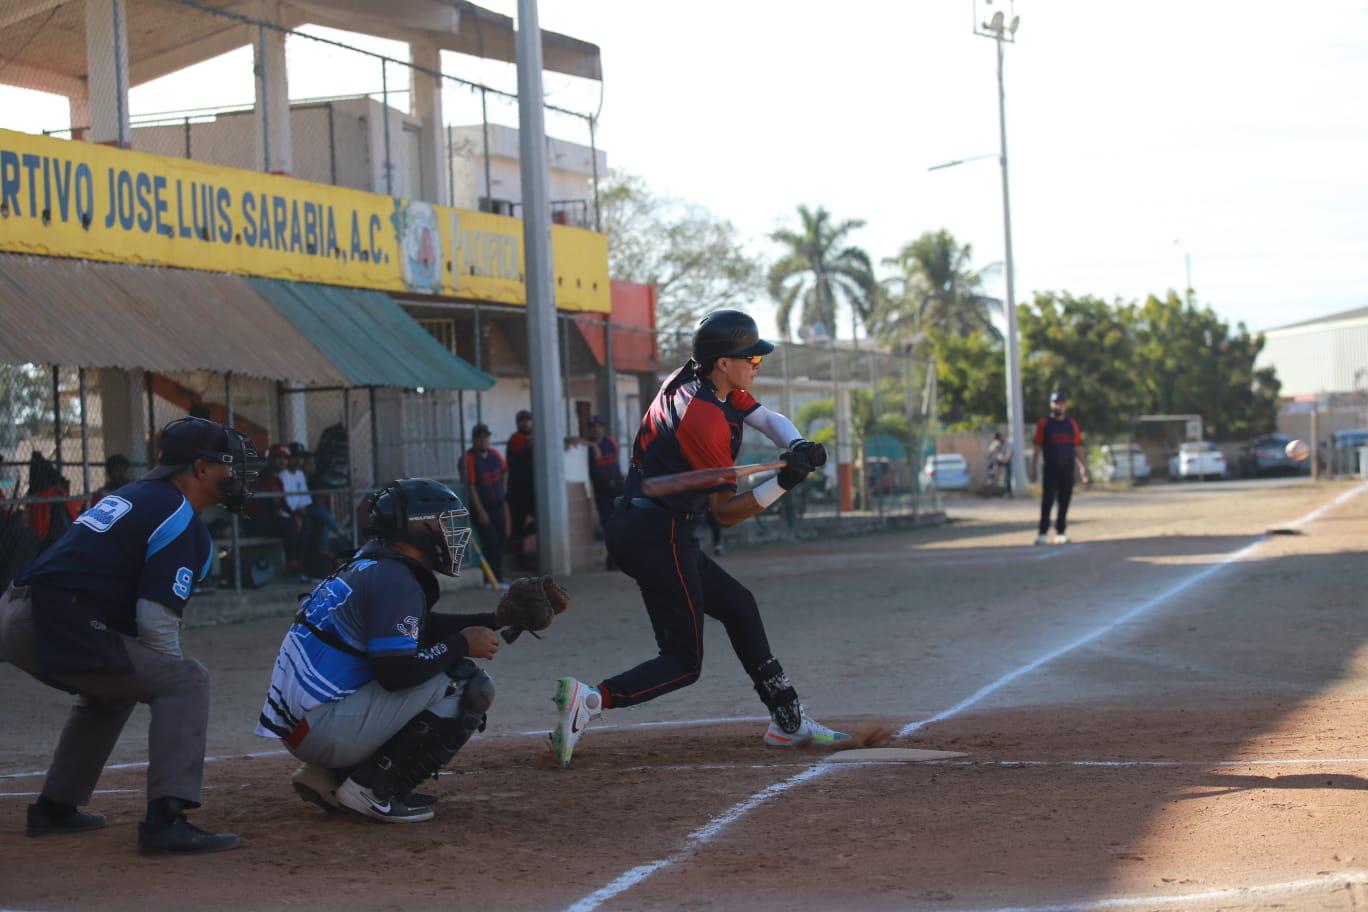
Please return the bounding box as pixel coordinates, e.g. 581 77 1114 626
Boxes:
4 479 1368 910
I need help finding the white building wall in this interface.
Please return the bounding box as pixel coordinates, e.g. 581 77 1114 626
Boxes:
446 123 605 221
1259 317 1368 396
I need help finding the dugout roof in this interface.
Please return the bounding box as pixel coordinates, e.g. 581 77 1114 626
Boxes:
0 254 494 390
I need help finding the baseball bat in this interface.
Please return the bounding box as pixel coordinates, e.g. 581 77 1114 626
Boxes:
640 461 785 497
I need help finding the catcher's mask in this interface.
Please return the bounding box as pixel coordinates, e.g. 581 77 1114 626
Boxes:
143 416 260 514
366 477 470 576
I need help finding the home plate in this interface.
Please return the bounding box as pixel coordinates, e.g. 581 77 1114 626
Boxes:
826 748 968 763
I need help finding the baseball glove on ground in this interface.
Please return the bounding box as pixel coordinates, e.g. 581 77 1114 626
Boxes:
496 576 570 643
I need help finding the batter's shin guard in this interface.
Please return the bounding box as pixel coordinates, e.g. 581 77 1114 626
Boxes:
750 657 802 734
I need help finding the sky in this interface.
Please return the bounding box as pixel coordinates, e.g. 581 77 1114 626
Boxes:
3 0 1365 338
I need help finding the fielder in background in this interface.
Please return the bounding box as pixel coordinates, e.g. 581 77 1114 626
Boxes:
256 478 568 823
549 309 850 768
0 417 257 854
463 423 509 586
1032 390 1089 545
584 414 624 570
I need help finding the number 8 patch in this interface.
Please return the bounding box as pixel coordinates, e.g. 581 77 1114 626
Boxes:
172 567 194 599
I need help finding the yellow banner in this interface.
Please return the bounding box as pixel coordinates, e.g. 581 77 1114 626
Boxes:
0 129 609 313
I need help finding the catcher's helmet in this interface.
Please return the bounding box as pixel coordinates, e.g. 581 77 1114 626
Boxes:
366 477 471 577
692 310 775 363
142 416 260 514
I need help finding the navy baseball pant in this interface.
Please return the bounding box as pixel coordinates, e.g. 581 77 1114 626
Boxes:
599 503 771 708
1039 462 1075 535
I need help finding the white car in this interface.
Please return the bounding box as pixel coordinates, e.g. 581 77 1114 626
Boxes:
1101 443 1152 483
922 453 972 491
1168 442 1227 481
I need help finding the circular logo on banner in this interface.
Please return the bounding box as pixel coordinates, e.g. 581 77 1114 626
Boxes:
399 201 442 292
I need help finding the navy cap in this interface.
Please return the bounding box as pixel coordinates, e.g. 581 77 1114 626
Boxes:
588 415 605 426
142 417 234 480
472 423 492 436
1050 390 1069 403
515 409 532 421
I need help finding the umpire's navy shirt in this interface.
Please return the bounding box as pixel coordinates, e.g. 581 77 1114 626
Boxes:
16 479 213 637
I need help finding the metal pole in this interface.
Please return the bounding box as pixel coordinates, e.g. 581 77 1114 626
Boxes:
368 386 380 486
184 116 191 159
381 59 393 195
832 339 840 519
51 367 62 477
604 315 617 441
1311 406 1320 481
1185 250 1193 306
517 0 571 575
78 368 91 498
473 305 483 424
996 35 1029 498
327 103 338 186
145 371 156 466
561 314 572 435
480 88 493 206
112 0 129 147
258 26 270 172
446 124 455 208
345 389 359 548
226 372 241 593
588 116 602 232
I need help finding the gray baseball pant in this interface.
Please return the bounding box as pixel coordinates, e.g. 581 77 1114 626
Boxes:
0 587 210 807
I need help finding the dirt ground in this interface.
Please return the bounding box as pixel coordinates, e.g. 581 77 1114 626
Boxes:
4 478 1368 911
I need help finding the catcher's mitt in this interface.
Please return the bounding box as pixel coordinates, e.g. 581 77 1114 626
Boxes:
496 576 569 643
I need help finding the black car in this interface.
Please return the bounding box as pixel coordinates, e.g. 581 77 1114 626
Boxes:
1238 434 1304 477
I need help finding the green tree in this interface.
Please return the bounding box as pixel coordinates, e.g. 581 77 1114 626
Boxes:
598 170 764 338
1017 292 1144 439
1132 292 1280 440
768 205 878 342
878 229 1001 345
932 330 1006 431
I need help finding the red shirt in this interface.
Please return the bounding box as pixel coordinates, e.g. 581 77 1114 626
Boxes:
627 365 760 514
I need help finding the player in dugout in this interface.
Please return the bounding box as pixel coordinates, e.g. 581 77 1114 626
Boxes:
548 309 850 768
0 416 257 854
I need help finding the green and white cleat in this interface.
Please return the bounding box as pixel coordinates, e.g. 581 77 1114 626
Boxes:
549 677 602 769
764 712 852 749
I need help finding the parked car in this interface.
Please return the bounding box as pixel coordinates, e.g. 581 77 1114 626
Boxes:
1238 434 1303 477
1168 442 1227 481
1327 429 1368 475
1100 443 1151 483
922 453 972 491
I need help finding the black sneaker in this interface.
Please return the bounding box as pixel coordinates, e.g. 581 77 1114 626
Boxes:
137 817 241 855
26 801 108 837
335 778 434 823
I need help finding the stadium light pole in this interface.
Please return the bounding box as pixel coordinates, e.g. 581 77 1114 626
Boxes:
1173 239 1193 306
516 0 571 575
975 0 1029 496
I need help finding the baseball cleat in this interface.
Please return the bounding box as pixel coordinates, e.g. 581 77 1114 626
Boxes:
291 764 344 814
1034 534 1049 545
764 712 852 748
335 778 434 823
1054 534 1071 544
549 676 602 769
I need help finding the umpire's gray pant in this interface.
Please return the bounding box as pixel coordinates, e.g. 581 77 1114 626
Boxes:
0 587 210 807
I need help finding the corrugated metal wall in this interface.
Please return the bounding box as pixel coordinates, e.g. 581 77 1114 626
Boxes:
1259 318 1368 396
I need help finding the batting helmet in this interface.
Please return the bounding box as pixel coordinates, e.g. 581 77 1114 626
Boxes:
692 310 775 363
366 477 471 576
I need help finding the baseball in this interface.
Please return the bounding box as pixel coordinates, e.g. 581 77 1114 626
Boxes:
1285 438 1310 462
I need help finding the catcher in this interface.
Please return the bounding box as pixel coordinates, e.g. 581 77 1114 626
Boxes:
255 477 567 823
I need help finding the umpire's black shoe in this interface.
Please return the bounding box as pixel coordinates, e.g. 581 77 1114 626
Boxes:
26 800 108 837
137 818 241 856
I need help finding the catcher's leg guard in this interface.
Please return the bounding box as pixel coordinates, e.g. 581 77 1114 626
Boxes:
750 657 802 734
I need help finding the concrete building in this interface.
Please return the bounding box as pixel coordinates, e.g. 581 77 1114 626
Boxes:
1257 306 1368 444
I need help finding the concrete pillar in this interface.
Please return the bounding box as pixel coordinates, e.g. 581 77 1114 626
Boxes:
282 390 308 450
98 369 148 469
409 41 449 205
84 0 130 146
68 93 91 142
253 0 293 174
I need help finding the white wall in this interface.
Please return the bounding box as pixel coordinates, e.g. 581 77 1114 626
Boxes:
1259 317 1368 397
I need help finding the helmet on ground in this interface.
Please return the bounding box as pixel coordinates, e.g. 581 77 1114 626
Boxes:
692 310 775 363
366 477 470 576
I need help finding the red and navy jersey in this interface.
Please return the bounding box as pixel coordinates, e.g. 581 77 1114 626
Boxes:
589 436 624 489
463 447 507 514
1035 416 1082 467
506 431 533 487
627 364 760 514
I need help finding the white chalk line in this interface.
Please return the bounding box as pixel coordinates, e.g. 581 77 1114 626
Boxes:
949 869 1368 912
564 483 1368 912
0 715 773 780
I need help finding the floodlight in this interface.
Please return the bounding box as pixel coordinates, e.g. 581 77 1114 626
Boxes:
988 10 1005 31
1008 15 1020 34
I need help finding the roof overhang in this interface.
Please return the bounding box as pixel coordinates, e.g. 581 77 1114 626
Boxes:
1 0 600 101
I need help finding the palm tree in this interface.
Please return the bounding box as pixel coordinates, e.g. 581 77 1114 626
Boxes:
768 205 878 342
877 229 1001 344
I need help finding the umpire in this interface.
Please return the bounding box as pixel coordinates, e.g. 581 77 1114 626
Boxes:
0 417 257 854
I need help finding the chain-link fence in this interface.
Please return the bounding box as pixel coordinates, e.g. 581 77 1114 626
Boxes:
11 0 603 223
